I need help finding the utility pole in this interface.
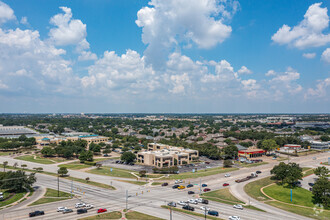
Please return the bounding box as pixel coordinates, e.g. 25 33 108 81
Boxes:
170 206 173 220
126 190 128 210
57 174 59 197
204 208 207 220
71 180 73 198
200 178 202 194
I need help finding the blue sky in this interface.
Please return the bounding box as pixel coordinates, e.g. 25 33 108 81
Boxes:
0 0 329 113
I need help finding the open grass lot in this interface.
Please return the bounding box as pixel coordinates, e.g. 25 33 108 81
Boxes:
202 188 244 205
125 211 164 220
244 176 274 201
15 155 55 164
29 188 71 206
79 211 122 219
0 152 13 156
0 191 26 207
266 201 330 220
164 167 238 180
263 184 315 207
161 205 219 220
87 167 138 179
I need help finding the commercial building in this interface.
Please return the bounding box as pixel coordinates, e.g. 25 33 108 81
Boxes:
310 141 329 150
35 134 109 146
238 147 266 158
137 143 199 167
0 125 38 138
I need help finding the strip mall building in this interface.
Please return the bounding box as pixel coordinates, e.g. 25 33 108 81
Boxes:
238 148 266 158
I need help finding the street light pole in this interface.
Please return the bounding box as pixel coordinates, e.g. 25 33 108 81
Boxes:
170 206 173 220
57 174 59 197
126 190 128 210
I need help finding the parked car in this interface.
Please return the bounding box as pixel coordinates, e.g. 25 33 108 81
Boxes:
202 184 207 187
178 201 187 206
200 206 210 211
62 209 73 214
168 202 176 207
229 216 240 220
77 209 87 214
103 154 109 157
29 211 44 217
188 199 198 204
309 187 313 191
208 210 219 216
57 207 67 212
97 208 107 213
256 171 262 174
85 204 94 209
233 204 243 210
187 184 193 188
172 185 180 189
178 185 185 190
203 188 211 192
75 203 86 208
201 199 209 204
188 191 195 194
308 183 315 187
175 180 183 184
223 183 229 187
182 205 194 211
224 173 231 177
162 182 168 186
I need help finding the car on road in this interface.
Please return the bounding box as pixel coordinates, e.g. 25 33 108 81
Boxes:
308 183 315 186
29 211 44 217
309 187 313 191
62 209 73 214
77 209 87 214
203 188 211 192
188 199 198 204
178 185 185 190
178 201 187 206
175 180 183 184
188 191 195 194
200 206 210 211
187 184 193 188
75 203 86 208
208 210 219 216
223 183 229 187
57 207 67 212
229 216 240 220
224 173 231 177
233 204 243 210
97 208 107 213
85 204 94 209
168 202 176 207
202 184 207 187
172 185 180 189
182 205 194 211
256 171 262 174
162 182 168 186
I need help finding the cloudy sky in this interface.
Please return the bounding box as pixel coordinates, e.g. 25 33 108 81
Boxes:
0 0 329 113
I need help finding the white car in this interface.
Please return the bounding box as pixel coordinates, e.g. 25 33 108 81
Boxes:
229 216 241 220
0 195 3 200
57 207 67 212
188 199 198 204
200 206 210 211
178 201 187 206
75 203 86 208
225 173 231 177
175 180 183 184
196 198 203 203
233 204 243 210
85 204 94 209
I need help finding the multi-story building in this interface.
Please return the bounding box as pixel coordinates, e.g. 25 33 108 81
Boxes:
35 134 109 146
310 141 329 150
137 143 199 167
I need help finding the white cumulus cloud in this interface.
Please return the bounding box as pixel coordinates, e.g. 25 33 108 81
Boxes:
302 52 316 59
0 1 16 24
321 48 330 63
305 77 330 98
238 66 252 74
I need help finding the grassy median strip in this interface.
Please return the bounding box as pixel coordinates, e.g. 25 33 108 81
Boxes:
79 211 122 219
0 191 26 207
161 205 221 220
125 211 164 220
151 182 162 186
164 167 239 180
116 179 147 185
58 161 91 170
244 176 274 201
87 167 138 179
15 155 55 164
29 188 71 206
237 162 268 168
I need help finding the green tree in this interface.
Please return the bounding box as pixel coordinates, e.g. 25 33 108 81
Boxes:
3 161 8 172
314 166 329 178
261 139 278 152
41 147 55 157
57 167 68 177
79 150 93 163
270 162 303 186
312 177 330 208
139 170 147 177
18 135 27 142
270 162 289 184
320 135 330 142
0 170 36 192
223 159 232 168
223 145 238 159
121 152 136 163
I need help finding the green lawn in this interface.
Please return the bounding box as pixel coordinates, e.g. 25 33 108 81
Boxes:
244 176 274 201
0 191 26 207
237 162 268 168
79 211 122 219
0 152 13 156
29 188 72 206
303 168 315 177
125 211 164 220
263 184 315 207
58 161 91 170
151 182 162 186
15 155 55 164
202 188 244 205
266 201 330 220
161 206 219 220
87 167 138 179
117 180 147 185
164 167 239 180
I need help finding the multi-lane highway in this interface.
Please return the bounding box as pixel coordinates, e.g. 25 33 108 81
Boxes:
0 152 328 220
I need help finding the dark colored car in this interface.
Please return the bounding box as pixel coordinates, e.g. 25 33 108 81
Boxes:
63 209 73 214
188 191 195 194
309 187 313 191
97 208 107 213
308 183 314 187
168 202 176 207
187 184 193 188
172 185 180 189
256 171 262 174
223 183 229 187
202 184 207 187
202 199 209 204
203 188 211 192
162 182 168 186
182 205 194 211
77 209 88 214
208 210 219 216
29 211 44 217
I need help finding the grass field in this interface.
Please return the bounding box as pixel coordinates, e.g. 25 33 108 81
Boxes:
164 167 239 180
244 176 274 201
116 180 147 185
161 205 218 220
125 211 164 220
87 167 138 179
303 168 315 177
266 201 330 220
237 162 268 168
15 155 55 164
151 182 162 186
79 211 122 219
58 161 91 170
29 188 71 206
0 191 26 207
201 188 244 205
